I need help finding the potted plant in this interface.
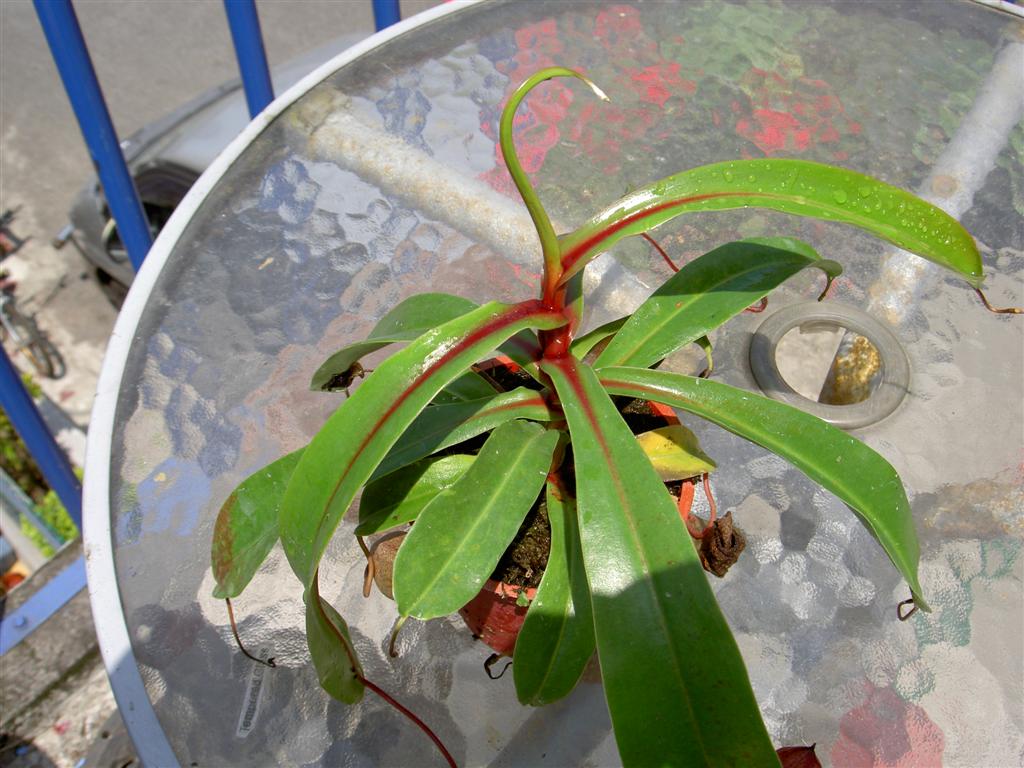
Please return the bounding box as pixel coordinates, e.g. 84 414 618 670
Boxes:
210 66 1009 767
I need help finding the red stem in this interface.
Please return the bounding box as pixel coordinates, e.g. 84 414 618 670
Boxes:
358 674 457 768
542 271 561 309
539 276 575 359
540 326 571 358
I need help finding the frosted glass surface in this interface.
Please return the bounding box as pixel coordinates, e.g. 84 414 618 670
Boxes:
104 1 1023 765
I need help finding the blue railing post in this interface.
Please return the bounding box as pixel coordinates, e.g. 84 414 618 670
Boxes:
0 348 82 531
33 0 152 273
223 0 274 118
372 0 401 31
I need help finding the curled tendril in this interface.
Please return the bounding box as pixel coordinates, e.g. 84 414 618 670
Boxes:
974 287 1022 315
388 615 408 659
897 596 919 621
225 598 276 668
484 653 513 680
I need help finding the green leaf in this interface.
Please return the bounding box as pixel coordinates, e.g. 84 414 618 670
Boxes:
636 425 716 482
595 238 840 368
571 317 626 360
558 158 983 288
310 293 478 391
561 269 586 341
393 420 559 620
430 371 499 404
211 449 302 599
501 331 545 375
541 356 777 767
305 576 364 703
695 335 713 376
499 66 609 280
356 454 475 536
370 387 554 481
513 476 595 706
280 300 567 588
598 366 928 610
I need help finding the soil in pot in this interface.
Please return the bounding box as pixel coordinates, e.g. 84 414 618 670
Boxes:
492 496 550 589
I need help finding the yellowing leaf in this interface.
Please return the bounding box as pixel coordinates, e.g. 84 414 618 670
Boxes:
636 425 715 481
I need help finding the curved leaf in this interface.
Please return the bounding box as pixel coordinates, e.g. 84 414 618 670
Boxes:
370 387 555 481
306 575 364 703
280 300 567 588
499 330 546 376
558 158 983 288
393 420 560 620
356 454 475 536
513 476 595 706
310 293 477 391
637 425 716 481
541 356 777 767
598 366 928 610
211 449 302 599
571 317 626 360
595 238 840 368
430 370 499 404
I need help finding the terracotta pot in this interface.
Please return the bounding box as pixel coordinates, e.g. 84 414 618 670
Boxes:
458 580 537 656
457 395 681 657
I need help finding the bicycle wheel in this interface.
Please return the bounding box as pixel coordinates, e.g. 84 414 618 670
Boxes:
3 309 60 379
27 336 65 379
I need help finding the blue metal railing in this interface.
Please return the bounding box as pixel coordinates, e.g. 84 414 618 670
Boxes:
224 0 403 114
2 0 405 650
33 0 154 273
373 0 402 31
224 0 275 118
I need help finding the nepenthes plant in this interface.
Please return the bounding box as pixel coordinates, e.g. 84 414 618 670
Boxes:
211 66 1016 767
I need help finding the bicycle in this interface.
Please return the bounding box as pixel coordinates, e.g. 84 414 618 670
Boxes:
0 273 65 380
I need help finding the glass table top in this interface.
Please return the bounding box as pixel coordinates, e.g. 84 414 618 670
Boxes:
87 1 1023 765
